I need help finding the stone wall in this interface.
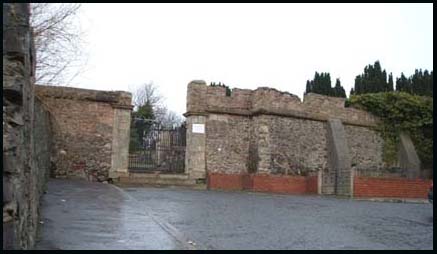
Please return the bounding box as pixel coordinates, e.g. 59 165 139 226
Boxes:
185 80 424 197
206 114 251 174
3 3 52 249
345 125 384 171
268 116 327 175
35 85 133 181
185 81 381 176
187 81 379 127
33 97 54 207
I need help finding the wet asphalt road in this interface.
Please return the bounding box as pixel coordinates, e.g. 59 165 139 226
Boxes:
35 179 433 250
123 186 433 250
35 180 187 250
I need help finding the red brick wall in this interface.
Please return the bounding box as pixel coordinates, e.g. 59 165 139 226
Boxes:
208 173 318 194
306 175 318 194
241 174 254 190
208 174 432 199
252 175 308 194
354 176 432 199
208 173 245 191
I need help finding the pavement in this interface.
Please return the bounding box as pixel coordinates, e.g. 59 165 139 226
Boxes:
35 179 433 250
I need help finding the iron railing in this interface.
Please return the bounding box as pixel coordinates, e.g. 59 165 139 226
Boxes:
128 118 186 174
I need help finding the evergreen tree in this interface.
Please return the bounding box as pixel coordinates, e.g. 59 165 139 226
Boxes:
396 72 410 92
353 60 390 94
131 102 155 150
305 80 312 95
396 69 433 97
334 78 346 98
136 102 154 120
305 72 346 98
387 73 394 92
411 69 433 96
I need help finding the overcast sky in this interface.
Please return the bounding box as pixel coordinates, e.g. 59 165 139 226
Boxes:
71 3 433 117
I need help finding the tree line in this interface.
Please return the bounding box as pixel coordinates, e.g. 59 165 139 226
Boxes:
395 69 433 97
305 61 433 98
305 72 346 98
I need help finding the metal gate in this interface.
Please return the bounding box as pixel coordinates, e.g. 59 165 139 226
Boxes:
128 118 186 173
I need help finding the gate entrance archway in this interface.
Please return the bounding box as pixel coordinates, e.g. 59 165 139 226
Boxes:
128 118 186 174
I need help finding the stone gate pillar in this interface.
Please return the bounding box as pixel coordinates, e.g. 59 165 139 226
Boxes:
184 81 208 180
110 93 133 179
185 115 207 179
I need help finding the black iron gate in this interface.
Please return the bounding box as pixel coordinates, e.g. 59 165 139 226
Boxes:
129 118 186 173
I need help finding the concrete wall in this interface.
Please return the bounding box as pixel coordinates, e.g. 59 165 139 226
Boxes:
3 3 52 249
184 80 424 198
35 86 133 181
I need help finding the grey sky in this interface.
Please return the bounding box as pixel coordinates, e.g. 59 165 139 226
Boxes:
72 3 433 116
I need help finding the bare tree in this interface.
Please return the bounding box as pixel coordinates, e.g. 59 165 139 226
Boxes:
159 110 183 128
131 82 163 109
30 3 86 86
130 82 183 127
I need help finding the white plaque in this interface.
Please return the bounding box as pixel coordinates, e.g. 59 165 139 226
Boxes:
192 124 205 134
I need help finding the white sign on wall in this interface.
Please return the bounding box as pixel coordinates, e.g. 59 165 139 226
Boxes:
192 123 205 134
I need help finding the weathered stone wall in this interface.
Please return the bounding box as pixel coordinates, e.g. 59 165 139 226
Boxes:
206 114 251 174
205 113 330 177
35 86 132 181
184 80 422 197
3 3 52 249
268 116 328 175
185 81 382 180
33 97 54 209
187 82 379 127
345 125 384 171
